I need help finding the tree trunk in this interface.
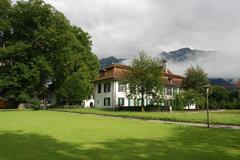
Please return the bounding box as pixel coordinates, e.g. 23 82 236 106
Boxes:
141 93 144 112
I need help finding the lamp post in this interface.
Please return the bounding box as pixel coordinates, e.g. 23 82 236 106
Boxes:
203 85 210 127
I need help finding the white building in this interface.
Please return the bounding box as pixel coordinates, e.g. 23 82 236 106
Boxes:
92 64 195 109
82 96 94 108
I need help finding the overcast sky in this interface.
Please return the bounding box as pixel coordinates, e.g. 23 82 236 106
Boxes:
16 0 240 78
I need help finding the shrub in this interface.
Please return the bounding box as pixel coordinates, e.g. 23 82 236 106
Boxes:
223 101 240 109
31 99 41 110
48 105 83 109
115 105 170 112
173 94 185 111
16 93 31 103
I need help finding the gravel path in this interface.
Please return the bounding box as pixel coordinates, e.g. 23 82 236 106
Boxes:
59 111 240 130
146 119 240 130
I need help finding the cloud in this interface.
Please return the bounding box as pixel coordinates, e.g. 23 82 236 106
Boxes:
168 51 240 79
14 0 240 78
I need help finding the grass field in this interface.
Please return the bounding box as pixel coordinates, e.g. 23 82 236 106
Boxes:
56 108 240 125
0 110 239 160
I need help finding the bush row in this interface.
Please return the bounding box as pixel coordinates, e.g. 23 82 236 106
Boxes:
114 105 170 112
222 101 240 109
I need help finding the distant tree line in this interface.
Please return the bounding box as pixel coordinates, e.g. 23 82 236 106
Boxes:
209 86 240 109
173 66 240 110
0 0 99 108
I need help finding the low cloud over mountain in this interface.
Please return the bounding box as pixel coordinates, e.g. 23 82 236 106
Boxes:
101 47 239 80
159 47 217 62
164 48 239 80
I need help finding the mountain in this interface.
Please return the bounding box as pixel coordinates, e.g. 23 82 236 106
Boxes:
209 78 236 90
159 47 216 62
100 56 126 69
209 78 234 86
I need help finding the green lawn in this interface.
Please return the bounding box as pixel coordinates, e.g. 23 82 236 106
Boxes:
56 108 240 125
0 111 239 160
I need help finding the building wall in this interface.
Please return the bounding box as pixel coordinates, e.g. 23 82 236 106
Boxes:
94 81 114 108
94 80 186 108
82 96 94 108
185 104 196 110
92 64 197 109
115 81 128 106
114 81 150 107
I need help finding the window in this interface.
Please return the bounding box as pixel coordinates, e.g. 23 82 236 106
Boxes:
147 99 152 105
128 98 131 106
98 84 101 93
137 99 142 106
149 99 153 105
173 88 178 95
118 98 125 106
134 99 137 106
104 83 111 92
118 83 126 92
104 98 110 106
167 88 172 95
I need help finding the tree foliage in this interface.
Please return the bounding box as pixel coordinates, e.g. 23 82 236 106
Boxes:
0 0 99 105
173 89 205 110
175 66 208 110
57 65 91 104
183 66 209 94
209 86 229 109
125 51 164 111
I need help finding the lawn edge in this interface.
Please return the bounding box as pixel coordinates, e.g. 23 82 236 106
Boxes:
50 109 240 127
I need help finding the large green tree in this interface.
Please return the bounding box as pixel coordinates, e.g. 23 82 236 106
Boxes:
0 0 99 106
183 66 209 94
57 65 91 104
125 51 164 111
0 0 11 47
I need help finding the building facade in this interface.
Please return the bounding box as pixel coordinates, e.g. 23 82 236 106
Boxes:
92 64 192 109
